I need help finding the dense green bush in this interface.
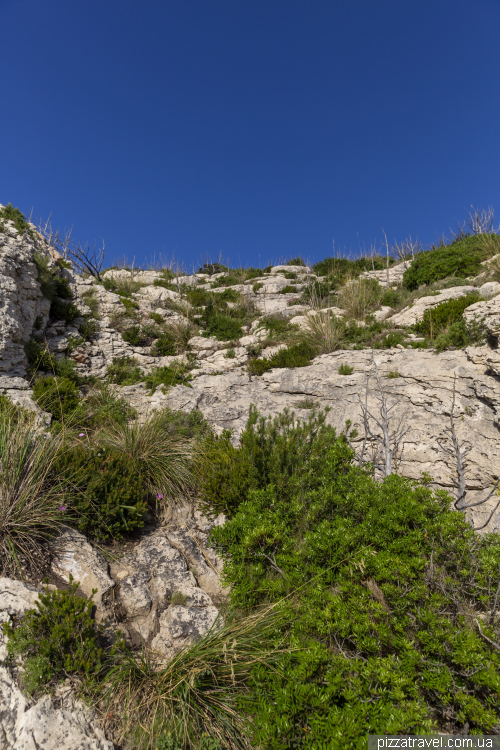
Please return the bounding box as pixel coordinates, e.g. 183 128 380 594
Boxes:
50 297 80 324
55 446 147 540
286 257 305 266
201 312 243 341
200 406 334 517
206 408 500 744
279 285 298 294
402 237 493 290
2 578 117 694
414 293 482 337
106 356 144 385
151 332 176 356
379 289 401 306
312 255 392 280
32 376 80 420
33 252 80 322
247 342 317 375
259 315 296 339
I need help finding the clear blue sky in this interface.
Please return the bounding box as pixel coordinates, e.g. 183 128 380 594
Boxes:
2 0 499 270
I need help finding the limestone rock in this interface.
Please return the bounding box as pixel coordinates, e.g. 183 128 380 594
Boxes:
0 579 41 661
479 281 500 298
51 527 114 608
463 295 500 337
359 260 411 285
0 667 113 749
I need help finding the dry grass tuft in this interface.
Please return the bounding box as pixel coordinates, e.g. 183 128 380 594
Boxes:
0 402 68 578
292 310 345 354
96 408 197 506
100 603 289 749
336 277 381 319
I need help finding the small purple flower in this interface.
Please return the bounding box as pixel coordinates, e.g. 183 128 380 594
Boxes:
157 494 163 500
58 506 67 512
78 433 85 437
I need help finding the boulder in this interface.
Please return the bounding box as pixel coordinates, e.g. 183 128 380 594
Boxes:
389 286 476 327
51 527 114 609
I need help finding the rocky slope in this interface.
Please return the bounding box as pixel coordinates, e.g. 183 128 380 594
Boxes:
2 209 500 747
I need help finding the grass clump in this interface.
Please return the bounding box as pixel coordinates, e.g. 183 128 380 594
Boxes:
32 376 80 421
107 356 144 386
122 326 146 346
279 284 298 294
292 310 345 353
337 362 354 375
402 236 497 290
337 277 382 319
247 342 316 376
205 407 500 743
103 604 284 750
144 364 193 394
387 370 400 378
102 276 144 297
33 252 79 323
2 578 120 695
258 314 296 341
81 288 100 318
96 408 196 505
0 405 68 577
55 446 147 540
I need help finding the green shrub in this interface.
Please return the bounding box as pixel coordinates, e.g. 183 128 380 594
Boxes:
402 237 494 290
414 292 482 338
102 276 143 297
106 356 144 385
144 364 192 394
200 406 334 517
79 318 99 340
387 370 400 378
149 312 164 324
201 313 243 341
55 446 147 540
432 318 488 352
208 408 500 743
380 289 400 306
224 348 236 359
338 362 354 375
151 333 176 356
32 377 80 420
284 272 297 279
252 282 264 293
122 326 146 346
259 315 295 340
2 578 118 694
33 253 79 322
279 284 298 294
81 288 100 318
247 342 316 376
286 257 305 266
0 203 32 235
312 255 391 280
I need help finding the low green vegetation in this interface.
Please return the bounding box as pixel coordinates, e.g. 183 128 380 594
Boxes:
413 292 487 351
32 376 80 421
107 356 144 385
144 363 193 393
102 276 144 297
0 203 33 234
247 341 317 375
402 236 497 290
34 252 80 323
337 362 354 375
2 578 121 695
55 446 148 540
202 408 500 743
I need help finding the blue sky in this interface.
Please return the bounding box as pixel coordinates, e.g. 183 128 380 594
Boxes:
2 0 499 270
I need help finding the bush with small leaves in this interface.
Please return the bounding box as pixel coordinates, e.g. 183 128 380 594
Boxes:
402 236 494 290
387 370 400 378
0 203 32 234
380 289 401 306
286 257 305 266
55 446 147 540
2 578 121 695
149 312 164 324
414 292 482 338
247 342 316 376
79 318 99 340
207 407 500 744
338 363 354 375
122 326 146 346
151 333 176 356
279 284 298 294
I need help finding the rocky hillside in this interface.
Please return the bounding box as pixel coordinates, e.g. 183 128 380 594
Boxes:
2 203 500 747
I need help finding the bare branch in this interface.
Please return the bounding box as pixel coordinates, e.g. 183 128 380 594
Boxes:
35 216 105 280
356 355 410 478
436 376 471 510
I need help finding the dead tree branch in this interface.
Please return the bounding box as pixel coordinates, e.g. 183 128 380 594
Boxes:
36 216 105 280
357 356 410 478
436 377 471 511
